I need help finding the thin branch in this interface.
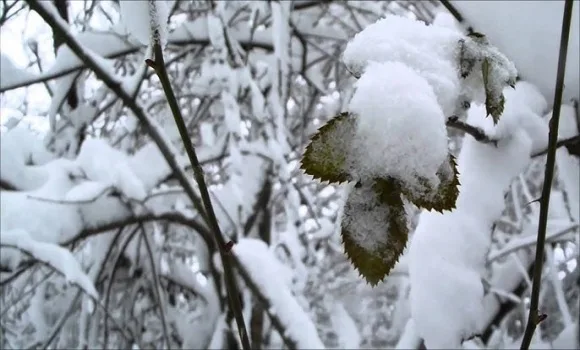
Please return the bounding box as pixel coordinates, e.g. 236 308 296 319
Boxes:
446 116 497 144
103 226 140 349
487 223 578 263
439 0 464 23
520 1 574 348
531 134 580 157
147 37 251 350
140 224 171 350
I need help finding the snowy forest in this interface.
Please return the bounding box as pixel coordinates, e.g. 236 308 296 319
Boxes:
0 0 578 349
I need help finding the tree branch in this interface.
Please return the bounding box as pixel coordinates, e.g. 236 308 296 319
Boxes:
446 116 497 144
520 1 574 348
147 33 251 349
26 0 209 225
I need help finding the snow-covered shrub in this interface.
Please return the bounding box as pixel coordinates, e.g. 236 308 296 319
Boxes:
300 14 517 285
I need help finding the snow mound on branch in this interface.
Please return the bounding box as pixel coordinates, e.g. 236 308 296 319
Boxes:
409 82 544 348
233 238 324 348
0 158 85 268
342 15 462 116
76 139 147 201
119 0 169 47
347 61 448 186
1 228 98 300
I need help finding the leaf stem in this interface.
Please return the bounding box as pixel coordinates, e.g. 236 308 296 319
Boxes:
148 42 251 350
520 1 574 348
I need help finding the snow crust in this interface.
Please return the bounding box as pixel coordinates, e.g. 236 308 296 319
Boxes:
409 81 544 348
234 238 324 348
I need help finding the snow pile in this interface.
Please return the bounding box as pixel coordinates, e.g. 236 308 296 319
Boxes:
347 61 448 187
119 0 169 47
408 82 546 348
343 15 462 117
0 159 85 268
1 228 99 299
76 139 147 201
233 238 325 348
0 126 55 190
468 81 549 150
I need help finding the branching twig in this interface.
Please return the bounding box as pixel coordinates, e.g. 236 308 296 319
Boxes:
520 1 574 348
146 38 251 350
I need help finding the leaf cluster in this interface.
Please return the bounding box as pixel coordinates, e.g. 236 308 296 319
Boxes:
300 113 460 284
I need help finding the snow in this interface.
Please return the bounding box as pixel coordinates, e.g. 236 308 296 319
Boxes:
64 181 112 202
450 0 580 102
330 302 361 348
1 228 98 300
347 61 448 187
467 81 549 151
119 0 169 47
409 83 541 348
0 126 55 190
76 139 147 201
341 183 392 252
233 238 325 348
0 158 85 245
0 54 37 89
458 33 518 108
342 15 462 116
552 104 580 222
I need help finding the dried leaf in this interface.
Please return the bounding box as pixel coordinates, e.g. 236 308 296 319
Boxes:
341 179 408 286
399 155 460 212
300 112 355 183
482 58 505 124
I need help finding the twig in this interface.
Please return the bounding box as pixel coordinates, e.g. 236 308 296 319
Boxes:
103 226 140 349
446 116 497 144
531 135 580 157
520 1 574 348
147 37 251 350
439 0 464 23
487 223 578 262
140 224 171 350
